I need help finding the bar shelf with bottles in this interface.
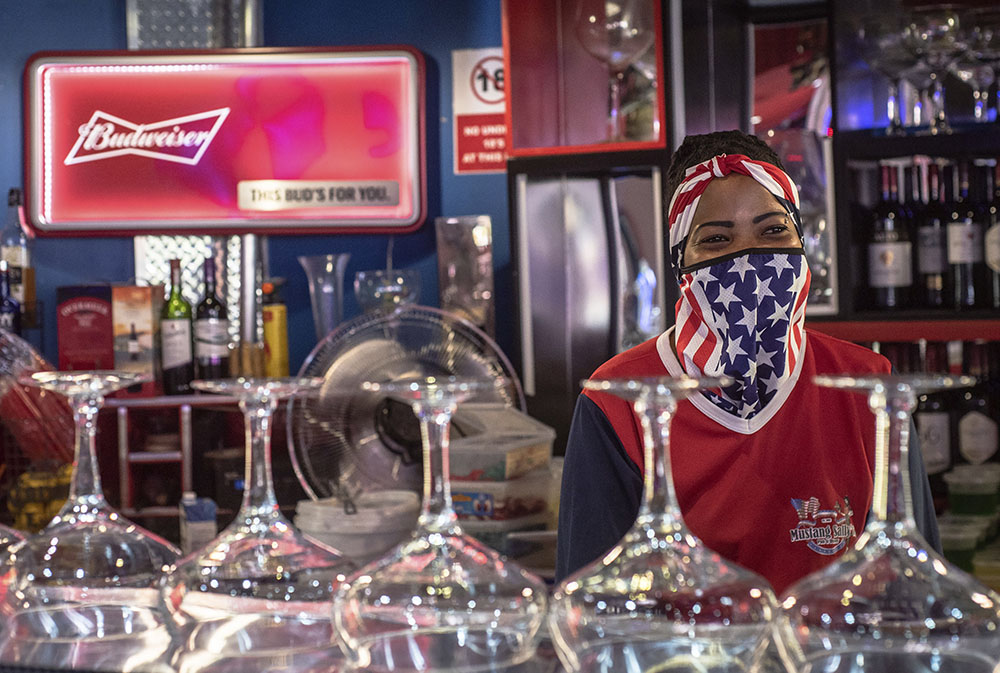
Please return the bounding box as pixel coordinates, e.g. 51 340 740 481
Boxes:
809 137 1000 343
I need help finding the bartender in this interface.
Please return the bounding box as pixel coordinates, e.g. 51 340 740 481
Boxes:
556 129 939 594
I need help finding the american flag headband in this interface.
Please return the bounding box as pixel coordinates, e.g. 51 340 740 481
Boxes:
666 153 803 281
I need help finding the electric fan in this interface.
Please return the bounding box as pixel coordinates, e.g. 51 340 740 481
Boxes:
286 305 525 501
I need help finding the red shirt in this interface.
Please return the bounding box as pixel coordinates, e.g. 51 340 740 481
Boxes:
581 328 890 595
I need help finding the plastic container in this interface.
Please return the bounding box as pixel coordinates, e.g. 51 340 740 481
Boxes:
449 404 556 481
294 490 420 564
461 512 549 555
973 545 1000 592
451 468 553 521
943 468 1000 516
939 520 982 572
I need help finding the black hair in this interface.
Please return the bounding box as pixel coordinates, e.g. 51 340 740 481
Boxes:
665 130 784 203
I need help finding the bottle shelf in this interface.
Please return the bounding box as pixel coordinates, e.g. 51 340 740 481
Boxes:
807 318 1000 343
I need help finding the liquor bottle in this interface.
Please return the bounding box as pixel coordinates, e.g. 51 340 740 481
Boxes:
193 257 229 380
868 163 912 309
947 161 987 309
954 340 999 466
986 161 1000 309
0 260 22 335
161 259 194 395
915 340 952 504
2 188 33 322
261 278 289 378
917 162 948 308
128 322 140 362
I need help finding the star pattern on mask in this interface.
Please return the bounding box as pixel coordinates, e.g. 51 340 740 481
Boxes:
688 252 807 420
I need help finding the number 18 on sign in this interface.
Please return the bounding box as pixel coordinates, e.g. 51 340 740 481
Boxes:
451 48 506 175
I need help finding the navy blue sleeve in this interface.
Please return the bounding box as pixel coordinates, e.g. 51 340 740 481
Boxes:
556 394 643 582
907 418 941 553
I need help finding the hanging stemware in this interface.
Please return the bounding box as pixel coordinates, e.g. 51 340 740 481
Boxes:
548 376 780 673
574 0 656 142
903 5 969 134
779 374 1000 673
0 371 179 672
162 377 355 673
333 376 547 672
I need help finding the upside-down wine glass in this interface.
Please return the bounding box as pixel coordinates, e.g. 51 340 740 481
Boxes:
548 376 779 673
778 374 1000 673
0 371 180 672
904 5 969 134
858 11 917 134
333 376 548 672
162 377 355 673
574 0 656 142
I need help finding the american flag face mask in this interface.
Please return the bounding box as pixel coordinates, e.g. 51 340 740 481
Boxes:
668 154 811 421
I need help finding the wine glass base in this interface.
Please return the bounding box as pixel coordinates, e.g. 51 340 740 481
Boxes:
348 628 536 673
796 650 998 673
173 613 343 673
0 601 173 672
559 626 769 673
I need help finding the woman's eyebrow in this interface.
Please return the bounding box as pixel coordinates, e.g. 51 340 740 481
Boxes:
692 220 734 232
753 211 786 223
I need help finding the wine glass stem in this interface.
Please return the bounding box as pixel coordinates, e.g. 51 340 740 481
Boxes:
416 403 457 527
240 395 279 516
609 69 626 141
67 393 106 504
636 397 684 526
871 391 916 527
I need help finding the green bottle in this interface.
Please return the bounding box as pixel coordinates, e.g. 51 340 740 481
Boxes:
161 258 193 395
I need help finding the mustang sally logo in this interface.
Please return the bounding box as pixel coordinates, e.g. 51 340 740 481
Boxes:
64 108 230 166
789 495 856 556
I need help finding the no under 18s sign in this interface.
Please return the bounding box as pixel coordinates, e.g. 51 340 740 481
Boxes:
24 47 425 236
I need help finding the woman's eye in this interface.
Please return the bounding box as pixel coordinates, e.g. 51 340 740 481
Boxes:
697 234 729 245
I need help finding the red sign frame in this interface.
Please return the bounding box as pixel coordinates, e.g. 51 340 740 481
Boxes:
24 47 426 236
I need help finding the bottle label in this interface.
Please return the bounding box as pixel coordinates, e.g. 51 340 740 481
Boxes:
127 338 140 354
0 308 18 332
987 224 1000 273
162 319 192 369
868 241 913 288
959 411 999 464
915 410 950 474
917 227 947 274
947 221 984 264
194 318 230 358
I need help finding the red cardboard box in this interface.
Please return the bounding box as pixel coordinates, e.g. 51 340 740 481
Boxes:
57 286 114 371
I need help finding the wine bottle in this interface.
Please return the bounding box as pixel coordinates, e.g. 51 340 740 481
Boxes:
947 161 986 309
917 161 948 309
915 340 952 503
986 160 1000 309
193 256 229 380
161 258 194 395
2 188 33 323
955 340 999 466
128 322 140 362
868 163 913 309
0 260 22 335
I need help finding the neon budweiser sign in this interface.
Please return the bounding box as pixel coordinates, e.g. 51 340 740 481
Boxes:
65 108 230 166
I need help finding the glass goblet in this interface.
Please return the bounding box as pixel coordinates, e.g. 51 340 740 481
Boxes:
549 376 779 673
779 374 1000 673
354 268 421 315
904 5 969 134
574 0 656 142
333 376 548 673
162 377 355 673
0 525 22 556
0 371 180 672
857 11 918 134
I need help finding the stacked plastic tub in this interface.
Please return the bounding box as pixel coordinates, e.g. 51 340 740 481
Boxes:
448 404 558 573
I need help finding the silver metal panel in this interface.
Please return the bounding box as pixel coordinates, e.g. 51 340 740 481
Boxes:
126 0 260 49
520 176 612 449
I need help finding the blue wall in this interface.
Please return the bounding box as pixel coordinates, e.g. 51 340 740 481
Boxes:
0 1 511 374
